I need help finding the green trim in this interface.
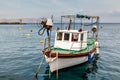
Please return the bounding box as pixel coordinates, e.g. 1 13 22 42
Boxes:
45 39 95 54
76 14 90 19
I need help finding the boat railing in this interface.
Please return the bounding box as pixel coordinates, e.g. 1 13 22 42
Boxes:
60 14 100 41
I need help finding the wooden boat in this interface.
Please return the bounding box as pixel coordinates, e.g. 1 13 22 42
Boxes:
38 14 100 72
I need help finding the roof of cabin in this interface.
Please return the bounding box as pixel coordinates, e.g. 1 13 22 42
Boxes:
61 14 99 19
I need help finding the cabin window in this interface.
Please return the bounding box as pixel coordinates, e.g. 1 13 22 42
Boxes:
81 33 84 41
72 33 78 41
64 33 70 41
57 32 63 40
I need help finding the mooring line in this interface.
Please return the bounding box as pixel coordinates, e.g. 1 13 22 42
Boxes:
33 55 44 80
56 52 58 80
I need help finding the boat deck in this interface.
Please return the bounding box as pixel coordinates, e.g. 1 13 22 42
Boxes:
45 39 95 54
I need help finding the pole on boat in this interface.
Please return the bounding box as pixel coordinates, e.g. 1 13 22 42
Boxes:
35 17 53 80
46 18 53 51
73 16 75 29
61 16 62 29
96 16 100 41
68 18 72 30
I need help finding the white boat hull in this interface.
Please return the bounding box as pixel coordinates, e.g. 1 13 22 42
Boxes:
45 52 95 72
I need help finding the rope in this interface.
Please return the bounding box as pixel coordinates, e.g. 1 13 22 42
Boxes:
87 32 92 63
48 65 51 80
48 52 52 80
47 52 58 80
37 18 47 36
56 52 59 80
33 55 45 80
38 27 46 36
37 21 43 28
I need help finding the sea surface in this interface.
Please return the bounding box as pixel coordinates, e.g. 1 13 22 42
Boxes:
0 23 120 80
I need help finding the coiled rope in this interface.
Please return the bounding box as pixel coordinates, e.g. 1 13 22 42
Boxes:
37 18 47 36
38 27 46 36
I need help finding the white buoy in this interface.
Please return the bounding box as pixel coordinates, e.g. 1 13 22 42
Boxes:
95 41 100 54
92 25 97 32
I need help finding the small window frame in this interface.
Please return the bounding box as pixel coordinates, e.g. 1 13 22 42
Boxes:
64 33 70 41
57 32 63 40
71 33 79 42
81 33 84 41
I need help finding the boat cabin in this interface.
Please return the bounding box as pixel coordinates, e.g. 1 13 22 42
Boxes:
53 14 99 51
54 30 88 51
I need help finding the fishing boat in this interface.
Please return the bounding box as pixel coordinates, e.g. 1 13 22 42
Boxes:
38 14 100 72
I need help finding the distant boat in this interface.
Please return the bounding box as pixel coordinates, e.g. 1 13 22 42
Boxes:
39 14 100 72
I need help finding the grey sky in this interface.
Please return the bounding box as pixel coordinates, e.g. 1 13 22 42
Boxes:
0 0 120 22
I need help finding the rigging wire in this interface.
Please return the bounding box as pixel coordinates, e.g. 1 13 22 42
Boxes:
83 22 97 26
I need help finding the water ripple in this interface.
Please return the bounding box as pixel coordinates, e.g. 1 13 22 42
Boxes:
0 24 120 80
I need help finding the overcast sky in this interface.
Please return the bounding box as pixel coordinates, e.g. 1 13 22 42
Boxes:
0 0 120 22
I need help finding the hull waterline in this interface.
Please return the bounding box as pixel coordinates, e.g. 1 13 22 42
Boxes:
45 51 95 72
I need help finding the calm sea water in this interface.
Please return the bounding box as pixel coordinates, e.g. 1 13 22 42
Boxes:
0 23 120 80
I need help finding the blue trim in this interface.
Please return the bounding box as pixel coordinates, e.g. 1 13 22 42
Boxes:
88 53 92 62
47 30 49 36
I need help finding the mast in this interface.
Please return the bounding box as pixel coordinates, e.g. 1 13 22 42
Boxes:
61 16 62 29
68 18 72 30
96 16 100 41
